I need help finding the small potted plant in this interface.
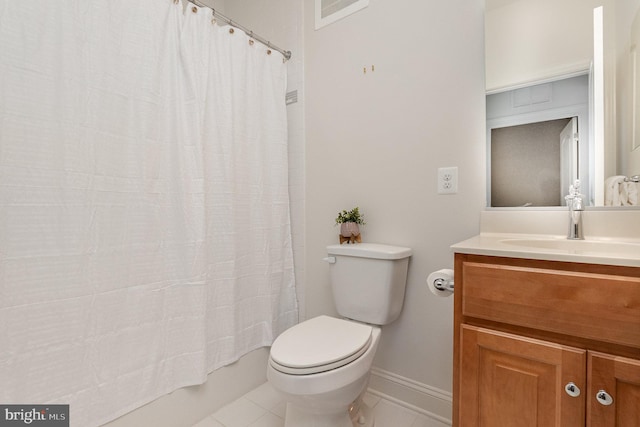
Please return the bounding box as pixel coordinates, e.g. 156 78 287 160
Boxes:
335 207 365 244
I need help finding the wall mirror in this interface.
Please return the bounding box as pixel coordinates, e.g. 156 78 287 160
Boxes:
485 0 640 208
632 5 640 152
487 75 589 207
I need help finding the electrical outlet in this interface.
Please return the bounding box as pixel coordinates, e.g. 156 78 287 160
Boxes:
437 167 458 194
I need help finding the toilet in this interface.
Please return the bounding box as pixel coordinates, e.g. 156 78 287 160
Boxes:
267 243 412 427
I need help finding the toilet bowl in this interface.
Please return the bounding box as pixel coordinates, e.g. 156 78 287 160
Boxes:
267 243 412 427
267 316 381 427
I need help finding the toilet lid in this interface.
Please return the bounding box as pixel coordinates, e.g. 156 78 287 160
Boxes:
270 315 372 375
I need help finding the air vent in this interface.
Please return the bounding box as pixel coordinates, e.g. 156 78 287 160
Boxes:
315 0 369 29
286 90 298 105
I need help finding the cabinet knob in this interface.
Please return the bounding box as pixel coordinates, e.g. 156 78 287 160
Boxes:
596 390 614 406
564 382 581 397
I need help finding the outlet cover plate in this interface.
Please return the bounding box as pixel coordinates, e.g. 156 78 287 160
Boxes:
437 166 458 194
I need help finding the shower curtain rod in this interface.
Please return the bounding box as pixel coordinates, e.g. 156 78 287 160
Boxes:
186 0 292 61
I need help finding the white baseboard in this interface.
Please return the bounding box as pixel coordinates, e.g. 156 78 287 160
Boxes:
368 367 452 425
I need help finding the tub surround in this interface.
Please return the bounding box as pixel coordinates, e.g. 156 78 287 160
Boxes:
105 348 270 427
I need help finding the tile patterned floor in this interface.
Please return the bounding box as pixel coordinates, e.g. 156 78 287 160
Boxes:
192 382 450 427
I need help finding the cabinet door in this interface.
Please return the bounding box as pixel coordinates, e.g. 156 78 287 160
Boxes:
460 325 586 427
588 351 640 426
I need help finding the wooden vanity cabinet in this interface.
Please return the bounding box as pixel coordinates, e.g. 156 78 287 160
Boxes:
453 254 640 427
588 352 640 426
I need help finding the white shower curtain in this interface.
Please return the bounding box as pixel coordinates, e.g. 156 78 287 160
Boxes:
0 1 298 426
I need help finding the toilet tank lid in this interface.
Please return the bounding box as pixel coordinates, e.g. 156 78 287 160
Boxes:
327 243 412 260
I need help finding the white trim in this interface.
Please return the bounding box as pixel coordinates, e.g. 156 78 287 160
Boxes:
593 6 605 205
487 105 588 130
486 68 590 96
368 367 452 425
632 45 639 151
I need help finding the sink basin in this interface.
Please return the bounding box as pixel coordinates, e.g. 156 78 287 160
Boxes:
500 238 640 255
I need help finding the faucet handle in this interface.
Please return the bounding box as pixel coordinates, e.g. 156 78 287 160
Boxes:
568 179 582 196
572 195 584 210
565 180 584 202
565 180 585 211
573 179 581 192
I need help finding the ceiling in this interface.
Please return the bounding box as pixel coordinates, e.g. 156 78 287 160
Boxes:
485 0 520 12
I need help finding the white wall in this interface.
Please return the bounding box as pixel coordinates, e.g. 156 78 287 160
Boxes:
304 0 486 419
485 0 612 92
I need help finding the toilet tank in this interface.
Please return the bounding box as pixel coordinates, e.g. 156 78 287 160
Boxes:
326 243 412 325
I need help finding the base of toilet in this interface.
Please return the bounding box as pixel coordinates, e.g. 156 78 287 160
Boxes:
267 323 382 427
283 394 375 427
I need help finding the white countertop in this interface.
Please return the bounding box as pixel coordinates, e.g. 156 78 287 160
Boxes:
451 233 640 268
450 209 640 267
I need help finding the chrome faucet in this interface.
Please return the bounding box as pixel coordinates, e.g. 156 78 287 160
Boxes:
564 180 584 240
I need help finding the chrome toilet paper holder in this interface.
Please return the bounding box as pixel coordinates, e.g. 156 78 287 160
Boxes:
433 277 454 292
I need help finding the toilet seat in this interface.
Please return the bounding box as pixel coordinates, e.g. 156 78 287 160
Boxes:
270 315 373 375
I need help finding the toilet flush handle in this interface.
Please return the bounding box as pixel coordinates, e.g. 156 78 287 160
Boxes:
322 256 336 264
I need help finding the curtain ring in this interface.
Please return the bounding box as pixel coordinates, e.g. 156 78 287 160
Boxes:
229 28 235 34
267 49 272 55
191 6 198 13
249 39 254 46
